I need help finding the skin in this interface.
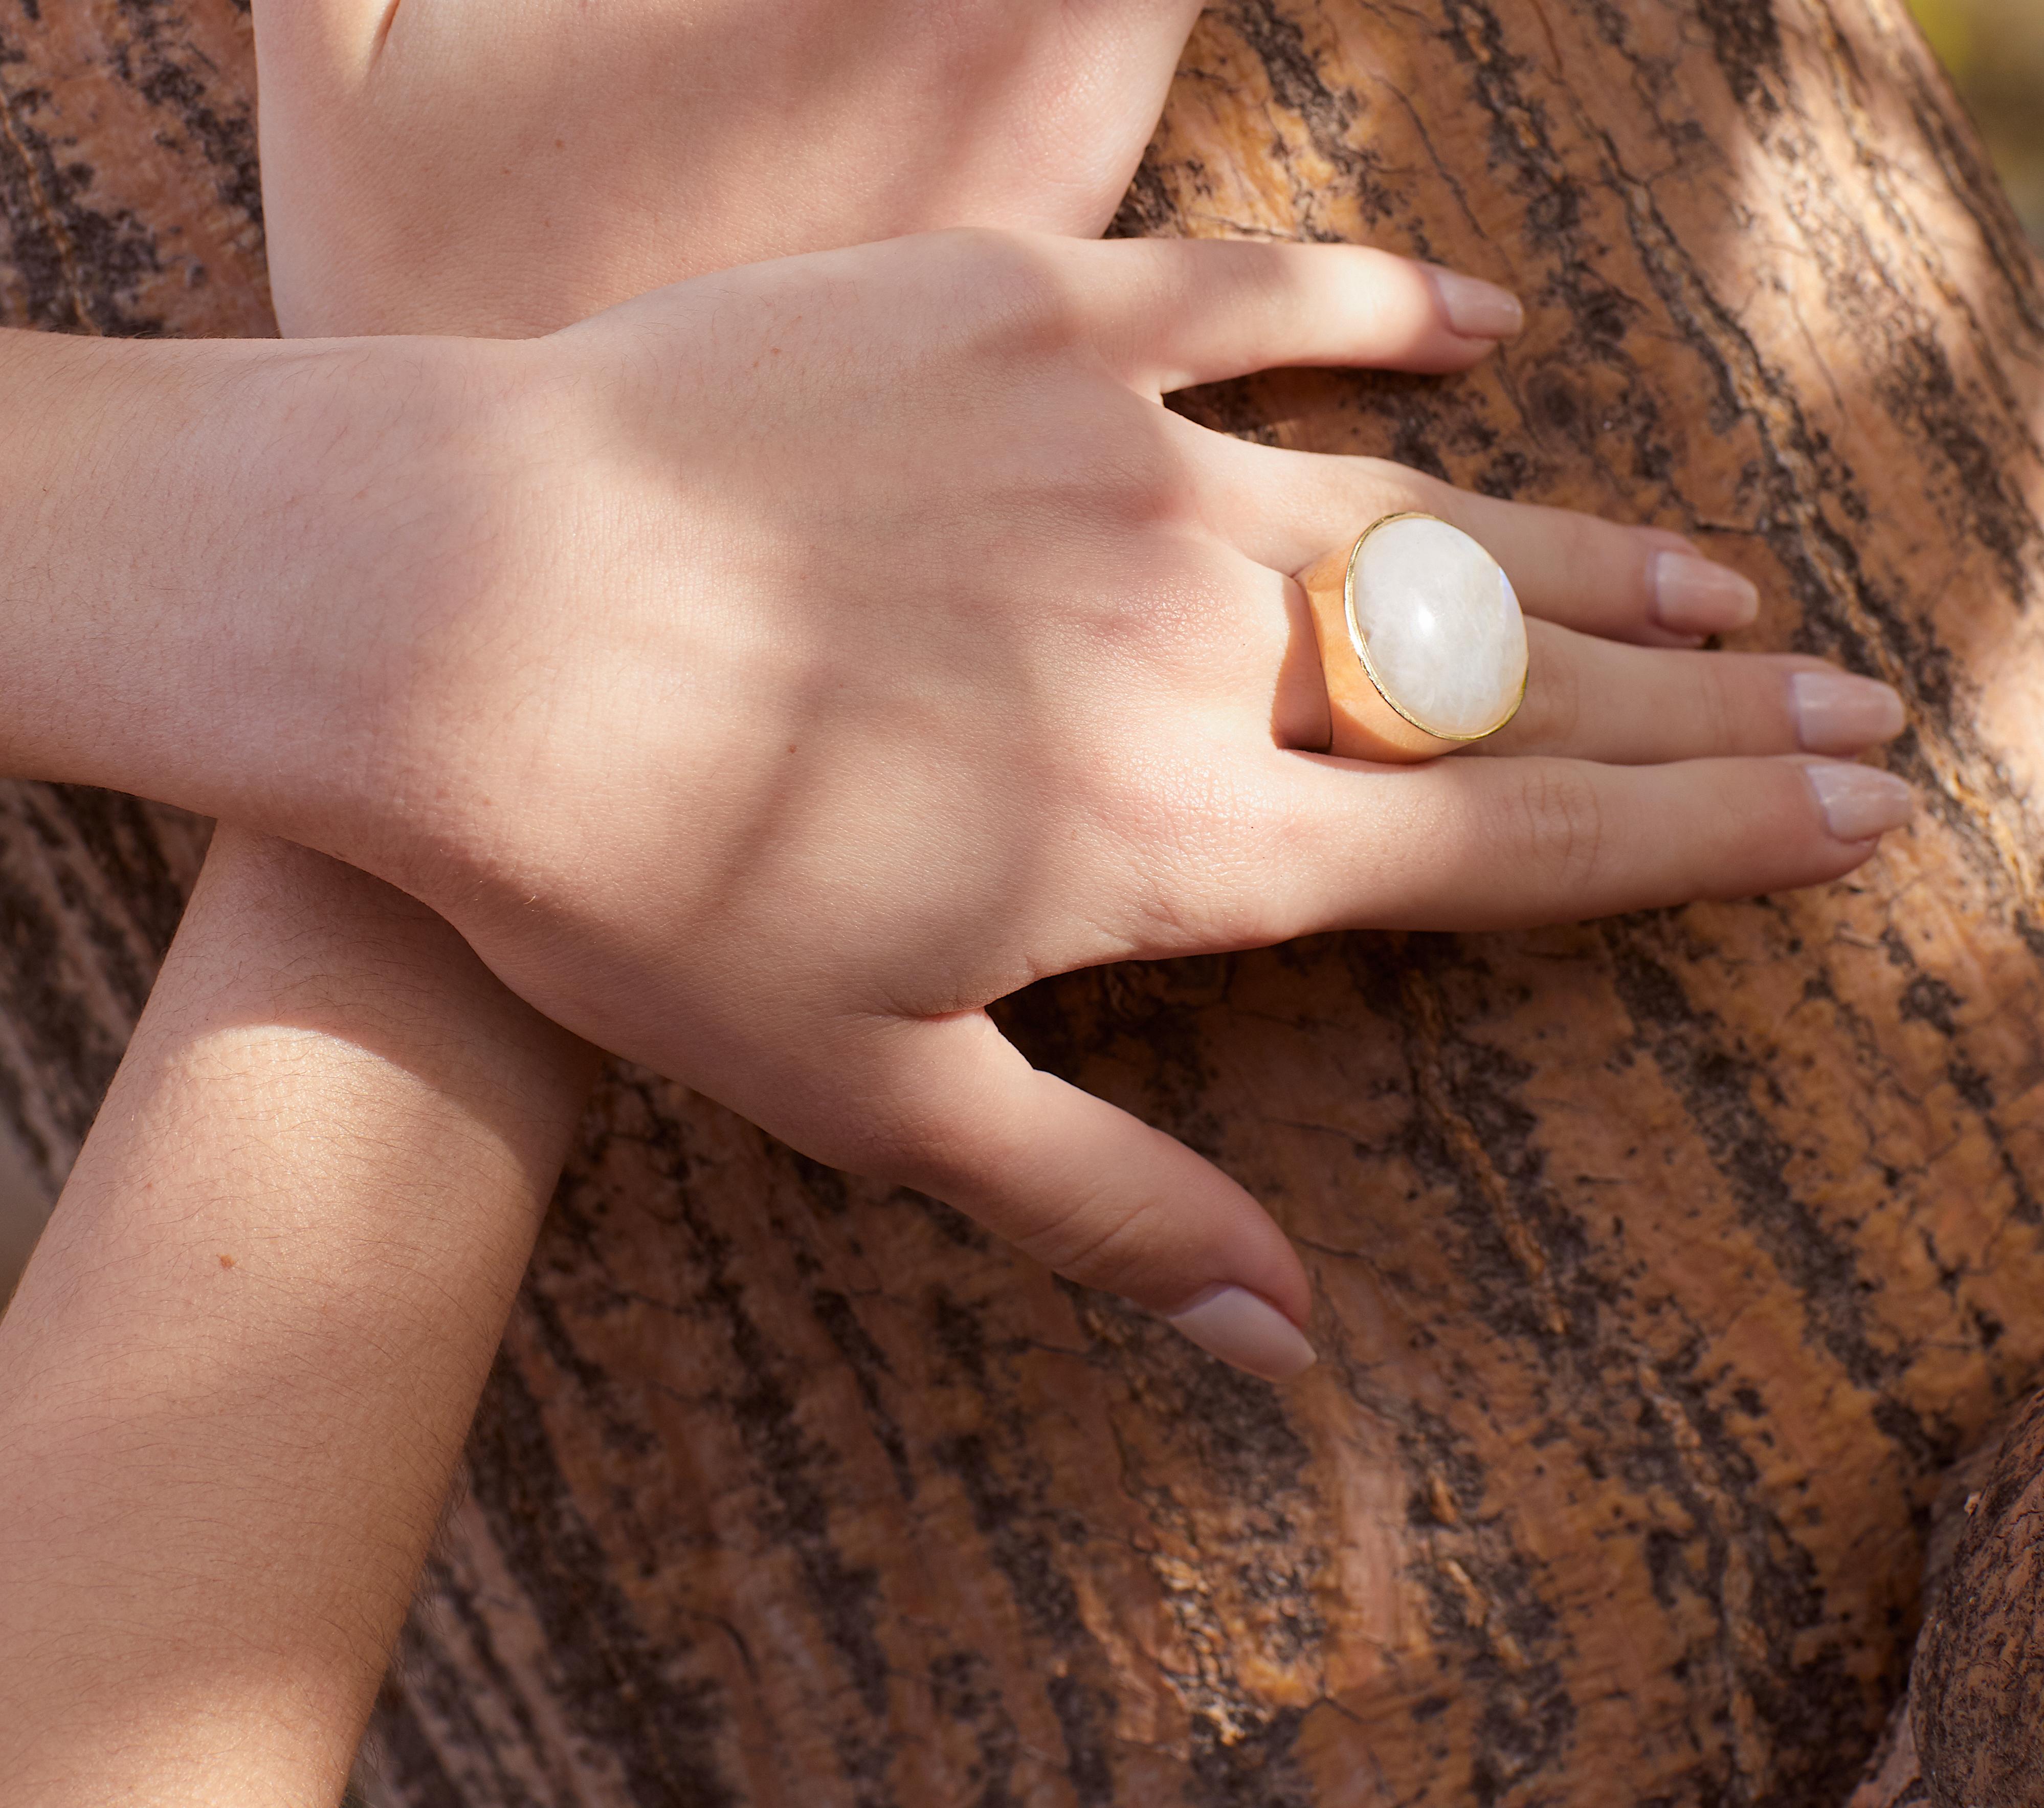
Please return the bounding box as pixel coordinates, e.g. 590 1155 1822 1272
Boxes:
9 11 1254 1795
0 846 590 1806
255 0 1221 334
0 4 1910 1793
0 229 1908 1333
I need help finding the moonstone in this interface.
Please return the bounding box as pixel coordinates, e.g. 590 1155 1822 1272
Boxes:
1348 516 1527 739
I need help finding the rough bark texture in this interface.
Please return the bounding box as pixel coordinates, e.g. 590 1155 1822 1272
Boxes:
1910 1390 2044 1805
6 2 2044 1803
1841 1399 2015 1807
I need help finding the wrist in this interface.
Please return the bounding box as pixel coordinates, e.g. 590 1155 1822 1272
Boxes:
0 330 275 791
0 328 507 848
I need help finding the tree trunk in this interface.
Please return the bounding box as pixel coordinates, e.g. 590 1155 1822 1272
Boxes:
1840 1398 2015 1807
6 2 2043 1803
1907 1387 2044 1805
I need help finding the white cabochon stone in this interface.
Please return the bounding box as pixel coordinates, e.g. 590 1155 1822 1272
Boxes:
1349 515 1527 739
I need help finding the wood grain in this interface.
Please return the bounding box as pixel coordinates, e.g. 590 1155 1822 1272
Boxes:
5 1 2042 1801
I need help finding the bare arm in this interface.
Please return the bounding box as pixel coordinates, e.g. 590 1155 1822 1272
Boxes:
0 9 1233 1798
0 0 1919 1789
0 329 343 803
0 829 594 1803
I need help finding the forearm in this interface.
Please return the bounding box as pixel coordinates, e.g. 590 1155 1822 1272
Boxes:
0 827 597 1805
1 328 288 791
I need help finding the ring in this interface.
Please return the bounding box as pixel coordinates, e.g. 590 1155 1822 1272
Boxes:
1297 513 1528 763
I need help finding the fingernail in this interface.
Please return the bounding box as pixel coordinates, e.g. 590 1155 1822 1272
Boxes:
1789 671 1907 754
1432 270 1524 340
1649 551 1760 635
1166 1286 1317 1382
1805 762 1914 842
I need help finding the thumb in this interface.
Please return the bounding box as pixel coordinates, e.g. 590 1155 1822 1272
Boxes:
840 1011 1316 1383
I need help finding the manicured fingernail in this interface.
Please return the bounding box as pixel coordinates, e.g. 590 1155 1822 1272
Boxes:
1432 270 1524 340
1805 762 1914 842
1789 671 1906 753
1649 551 1760 635
1166 1286 1317 1382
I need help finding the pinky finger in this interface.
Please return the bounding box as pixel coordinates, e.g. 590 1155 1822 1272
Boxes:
1257 752 1914 937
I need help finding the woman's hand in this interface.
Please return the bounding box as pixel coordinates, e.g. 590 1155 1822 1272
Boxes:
225 0 1902 1372
166 229 1902 1374
255 0 1211 335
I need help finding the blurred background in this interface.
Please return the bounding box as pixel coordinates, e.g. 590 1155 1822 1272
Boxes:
1910 0 2044 241
0 0 2040 1310
1 1123 43 1304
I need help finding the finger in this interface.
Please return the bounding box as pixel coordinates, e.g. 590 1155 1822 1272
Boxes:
1483 625 1907 764
1242 752 1913 938
828 1011 1316 1382
1188 433 1760 645
1062 237 1523 396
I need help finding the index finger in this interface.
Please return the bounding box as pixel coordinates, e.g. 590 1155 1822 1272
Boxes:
1055 237 1524 396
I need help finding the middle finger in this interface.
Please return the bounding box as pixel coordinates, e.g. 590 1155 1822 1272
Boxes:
1189 430 1759 647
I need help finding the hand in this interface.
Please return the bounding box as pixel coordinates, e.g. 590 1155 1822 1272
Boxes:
2 11 1298 1806
231 0 1903 1376
180 229 1906 1377
255 0 1209 335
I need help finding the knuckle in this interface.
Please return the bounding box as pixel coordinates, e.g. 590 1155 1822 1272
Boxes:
1010 1182 1171 1299
1698 663 1741 752
1098 761 1254 918
1369 461 1452 517
1128 871 1264 954
940 228 1086 354
1021 398 1199 545
1010 1182 1139 1281
1093 432 1200 533
1332 457 1440 525
798 1074 963 1192
1058 537 1226 684
1552 506 1599 574
1504 764 1608 894
1521 631 1583 748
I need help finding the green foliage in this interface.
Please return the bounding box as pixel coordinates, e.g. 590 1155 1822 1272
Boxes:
1908 0 2044 238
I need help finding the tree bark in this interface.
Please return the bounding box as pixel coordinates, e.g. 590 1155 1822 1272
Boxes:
5 2 2043 1803
1908 1389 2044 1805
1840 1399 2014 1807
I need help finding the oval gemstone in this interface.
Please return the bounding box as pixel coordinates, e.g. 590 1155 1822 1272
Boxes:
1348 516 1527 740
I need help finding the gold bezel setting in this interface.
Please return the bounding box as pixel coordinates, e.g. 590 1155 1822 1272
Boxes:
1341 512 1527 744
1296 512 1529 764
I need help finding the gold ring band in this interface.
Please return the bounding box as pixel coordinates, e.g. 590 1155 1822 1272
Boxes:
1296 512 1528 764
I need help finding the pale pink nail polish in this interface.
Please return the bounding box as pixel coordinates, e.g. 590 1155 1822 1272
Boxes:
1804 762 1914 842
1166 1286 1317 1382
1649 551 1760 635
1789 671 1906 754
1431 270 1525 340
